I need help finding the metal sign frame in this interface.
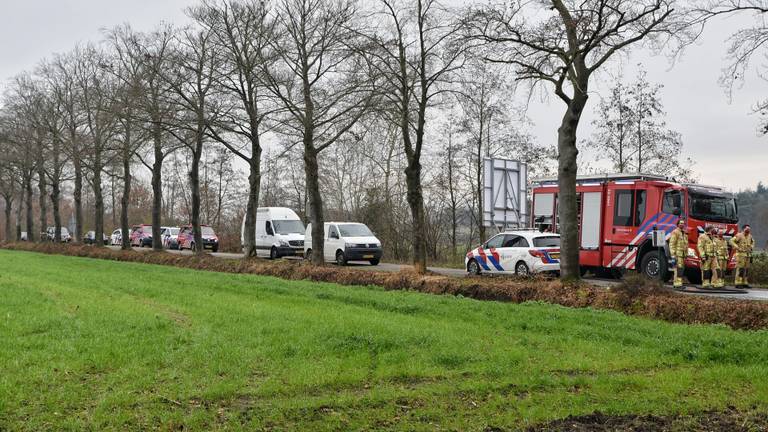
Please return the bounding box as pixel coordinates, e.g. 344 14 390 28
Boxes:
482 157 528 229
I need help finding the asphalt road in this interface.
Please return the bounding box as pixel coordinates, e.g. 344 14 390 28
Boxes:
107 245 768 301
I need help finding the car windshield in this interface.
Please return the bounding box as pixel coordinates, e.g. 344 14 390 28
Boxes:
273 220 305 234
60 228 69 236
689 192 738 224
169 228 179 235
201 226 216 236
533 236 560 248
338 224 373 237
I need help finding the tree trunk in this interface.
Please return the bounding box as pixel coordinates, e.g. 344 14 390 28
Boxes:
151 134 164 251
190 129 204 255
557 91 588 280
51 138 63 245
120 148 132 251
243 143 262 258
73 158 83 243
50 182 61 245
305 146 325 265
405 159 427 273
15 195 22 241
24 174 34 242
93 146 105 247
476 137 484 243
3 196 13 242
37 167 48 242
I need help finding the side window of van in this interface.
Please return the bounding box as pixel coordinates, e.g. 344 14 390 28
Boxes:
328 226 340 239
265 221 274 236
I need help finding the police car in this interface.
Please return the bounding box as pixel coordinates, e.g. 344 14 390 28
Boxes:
465 230 561 276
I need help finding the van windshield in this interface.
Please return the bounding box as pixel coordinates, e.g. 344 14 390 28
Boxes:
273 220 305 234
338 224 373 237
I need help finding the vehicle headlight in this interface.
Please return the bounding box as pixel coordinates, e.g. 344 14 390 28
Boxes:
279 239 289 247
687 247 697 258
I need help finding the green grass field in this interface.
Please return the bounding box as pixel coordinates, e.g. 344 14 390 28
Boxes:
2 250 768 431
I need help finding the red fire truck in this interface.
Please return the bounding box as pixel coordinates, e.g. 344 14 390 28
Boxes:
531 173 739 282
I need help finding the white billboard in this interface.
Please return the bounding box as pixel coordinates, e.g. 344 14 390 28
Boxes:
483 158 528 228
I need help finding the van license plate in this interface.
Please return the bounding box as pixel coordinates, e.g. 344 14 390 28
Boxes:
363 254 374 259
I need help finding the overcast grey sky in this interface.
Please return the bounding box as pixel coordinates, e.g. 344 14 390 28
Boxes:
1 1 766 191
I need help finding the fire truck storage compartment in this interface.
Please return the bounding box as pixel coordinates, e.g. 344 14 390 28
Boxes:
580 192 602 249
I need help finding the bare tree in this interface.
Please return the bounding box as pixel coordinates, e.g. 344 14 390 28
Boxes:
264 0 377 264
588 67 691 178
468 0 689 279
362 0 468 273
74 45 120 246
159 27 220 254
190 0 278 257
106 25 155 250
50 50 87 243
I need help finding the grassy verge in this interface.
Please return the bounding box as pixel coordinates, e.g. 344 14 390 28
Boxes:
1 249 768 431
4 242 768 331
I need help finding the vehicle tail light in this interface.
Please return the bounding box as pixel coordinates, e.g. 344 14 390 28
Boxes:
528 250 544 258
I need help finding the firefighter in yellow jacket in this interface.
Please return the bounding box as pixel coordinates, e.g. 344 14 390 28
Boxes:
668 219 688 288
713 229 729 288
697 226 720 289
731 224 755 288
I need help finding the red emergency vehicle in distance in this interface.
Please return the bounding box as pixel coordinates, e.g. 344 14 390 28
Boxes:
531 173 739 283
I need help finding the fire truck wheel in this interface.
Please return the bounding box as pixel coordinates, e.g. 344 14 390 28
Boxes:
640 251 670 282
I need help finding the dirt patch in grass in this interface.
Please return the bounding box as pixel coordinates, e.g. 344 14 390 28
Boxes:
524 408 768 431
4 242 768 331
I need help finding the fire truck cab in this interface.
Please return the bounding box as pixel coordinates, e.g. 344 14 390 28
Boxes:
531 173 739 282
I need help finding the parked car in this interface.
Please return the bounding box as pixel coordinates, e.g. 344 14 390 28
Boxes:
162 227 180 250
20 231 28 241
83 231 109 245
178 225 219 252
129 224 154 247
465 230 561 276
45 226 72 242
240 207 305 259
304 222 382 266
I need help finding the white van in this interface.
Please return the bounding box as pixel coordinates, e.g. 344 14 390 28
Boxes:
304 222 382 266
241 207 305 259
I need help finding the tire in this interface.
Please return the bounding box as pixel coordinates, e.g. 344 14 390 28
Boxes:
190 242 196 252
579 266 589 277
270 247 278 260
336 250 347 266
639 250 670 281
369 259 380 266
305 249 312 261
515 261 530 276
212 246 219 253
467 259 481 275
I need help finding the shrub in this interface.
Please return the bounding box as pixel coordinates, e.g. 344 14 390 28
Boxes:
4 242 768 331
749 251 768 286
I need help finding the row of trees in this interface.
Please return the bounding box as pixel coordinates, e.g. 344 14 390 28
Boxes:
0 0 761 278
